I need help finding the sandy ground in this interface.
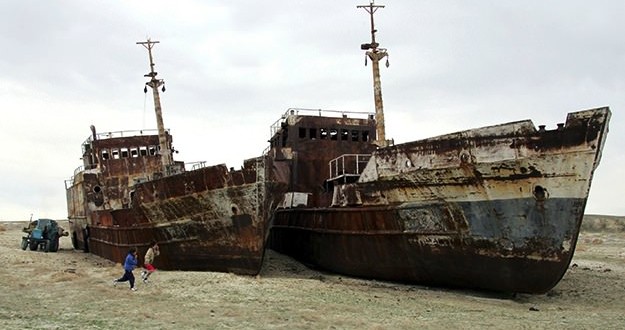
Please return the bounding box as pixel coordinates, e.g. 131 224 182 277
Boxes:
1 218 624 329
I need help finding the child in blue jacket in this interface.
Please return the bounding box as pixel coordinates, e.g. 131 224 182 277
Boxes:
113 247 139 291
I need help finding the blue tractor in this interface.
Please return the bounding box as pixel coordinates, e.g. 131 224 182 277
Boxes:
20 219 68 252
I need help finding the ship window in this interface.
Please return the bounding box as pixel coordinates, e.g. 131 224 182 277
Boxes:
101 149 110 160
330 129 338 140
362 131 370 142
309 128 317 139
320 128 328 139
130 147 139 158
341 129 349 141
149 146 157 156
112 148 120 159
139 146 148 156
299 127 306 138
351 130 359 141
121 148 129 158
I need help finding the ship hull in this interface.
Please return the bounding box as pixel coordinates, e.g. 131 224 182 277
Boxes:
86 214 265 274
271 197 585 293
67 151 285 274
268 107 611 293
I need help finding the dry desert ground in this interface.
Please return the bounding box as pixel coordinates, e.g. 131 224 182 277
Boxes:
0 215 624 329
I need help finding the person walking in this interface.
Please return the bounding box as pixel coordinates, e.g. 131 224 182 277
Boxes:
113 247 139 291
141 241 160 283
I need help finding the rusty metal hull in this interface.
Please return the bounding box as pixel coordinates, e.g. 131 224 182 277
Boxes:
65 128 286 274
68 167 284 273
87 211 266 274
268 107 611 293
271 197 585 293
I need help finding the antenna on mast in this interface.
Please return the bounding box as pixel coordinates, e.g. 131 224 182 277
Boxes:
137 38 173 175
357 0 390 147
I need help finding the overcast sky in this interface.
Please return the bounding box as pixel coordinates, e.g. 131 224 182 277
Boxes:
0 0 623 221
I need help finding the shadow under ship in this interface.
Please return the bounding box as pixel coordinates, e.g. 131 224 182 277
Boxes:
65 39 285 274
266 2 611 293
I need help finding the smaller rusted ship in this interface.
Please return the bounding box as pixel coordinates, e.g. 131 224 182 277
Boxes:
267 2 612 293
65 39 285 274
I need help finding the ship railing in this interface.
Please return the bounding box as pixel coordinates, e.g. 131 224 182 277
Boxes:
328 154 372 183
186 161 207 171
65 164 97 188
270 108 375 138
83 128 166 144
64 178 74 189
72 164 97 176
73 165 84 176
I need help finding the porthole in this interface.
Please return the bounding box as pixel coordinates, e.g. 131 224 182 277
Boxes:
533 185 548 201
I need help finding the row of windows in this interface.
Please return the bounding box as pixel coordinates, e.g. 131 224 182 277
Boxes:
101 145 160 160
298 127 370 142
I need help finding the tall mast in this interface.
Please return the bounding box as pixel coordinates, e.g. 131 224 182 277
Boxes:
357 1 390 147
136 38 173 175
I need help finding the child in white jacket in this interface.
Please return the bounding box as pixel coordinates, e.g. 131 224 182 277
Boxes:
141 241 160 283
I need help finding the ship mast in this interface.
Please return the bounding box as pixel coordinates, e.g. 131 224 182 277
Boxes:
358 0 390 147
137 38 173 175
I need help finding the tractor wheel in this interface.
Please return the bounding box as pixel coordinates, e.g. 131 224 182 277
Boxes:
29 241 38 251
21 238 28 250
43 240 50 253
49 238 59 252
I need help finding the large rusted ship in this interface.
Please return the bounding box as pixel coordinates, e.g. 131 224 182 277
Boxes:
266 2 611 293
65 39 285 274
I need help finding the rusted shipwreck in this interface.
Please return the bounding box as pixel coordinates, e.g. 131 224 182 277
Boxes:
65 39 285 274
266 2 612 293
267 106 610 293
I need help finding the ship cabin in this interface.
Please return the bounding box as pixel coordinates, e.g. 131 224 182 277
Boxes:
268 108 377 208
65 128 184 221
79 128 183 182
